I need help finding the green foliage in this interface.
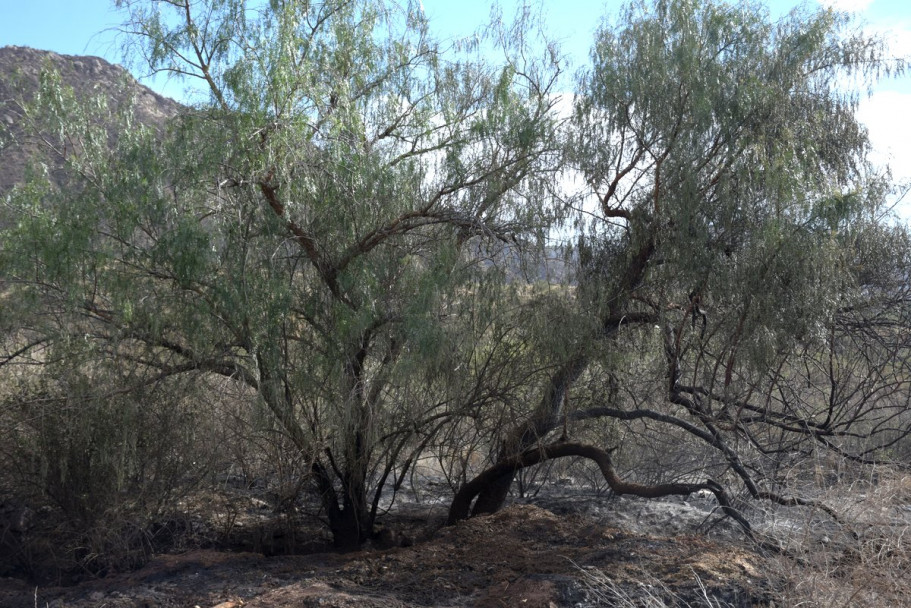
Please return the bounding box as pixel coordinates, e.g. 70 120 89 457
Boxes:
2 0 565 549
572 0 906 362
1 0 909 559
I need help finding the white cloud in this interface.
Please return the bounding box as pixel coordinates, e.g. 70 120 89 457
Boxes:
858 91 911 173
882 25 911 64
850 13 911 219
857 90 911 218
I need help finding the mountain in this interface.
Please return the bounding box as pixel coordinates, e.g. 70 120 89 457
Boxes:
0 45 183 194
0 47 574 283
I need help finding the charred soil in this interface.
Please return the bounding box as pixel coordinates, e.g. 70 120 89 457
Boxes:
3 495 775 608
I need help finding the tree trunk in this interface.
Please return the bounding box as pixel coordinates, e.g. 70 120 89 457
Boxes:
468 473 513 516
470 356 587 515
328 503 373 550
466 235 657 516
447 441 750 534
312 459 374 550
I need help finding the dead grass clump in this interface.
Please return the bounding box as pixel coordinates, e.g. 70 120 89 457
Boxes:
571 561 743 608
762 468 911 607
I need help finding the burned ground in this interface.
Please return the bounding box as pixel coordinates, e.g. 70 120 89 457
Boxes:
4 466 911 607
2 500 770 608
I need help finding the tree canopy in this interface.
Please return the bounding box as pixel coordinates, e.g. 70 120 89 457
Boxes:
1 0 909 552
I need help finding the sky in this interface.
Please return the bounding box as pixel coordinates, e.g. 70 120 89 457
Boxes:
1 0 910 215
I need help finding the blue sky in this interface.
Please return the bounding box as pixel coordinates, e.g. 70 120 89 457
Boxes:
2 0 907 94
2 0 910 214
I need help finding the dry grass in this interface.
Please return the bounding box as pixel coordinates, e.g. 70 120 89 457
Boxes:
571 560 740 607
761 469 911 607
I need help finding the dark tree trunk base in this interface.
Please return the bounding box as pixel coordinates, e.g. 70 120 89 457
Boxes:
328 509 374 551
469 472 513 516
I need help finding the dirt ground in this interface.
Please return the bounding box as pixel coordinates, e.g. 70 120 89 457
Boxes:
2 498 773 608
5 469 911 608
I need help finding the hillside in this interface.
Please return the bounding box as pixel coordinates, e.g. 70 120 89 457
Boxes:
0 45 182 194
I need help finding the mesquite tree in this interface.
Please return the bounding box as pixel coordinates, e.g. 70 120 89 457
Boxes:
450 0 911 527
3 0 909 553
1 0 561 548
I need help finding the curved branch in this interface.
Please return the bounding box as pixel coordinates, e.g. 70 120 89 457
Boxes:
0 337 48 368
569 406 717 445
446 441 751 535
258 179 352 308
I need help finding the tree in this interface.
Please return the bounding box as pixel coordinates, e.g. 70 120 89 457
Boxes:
0 0 561 549
3 0 908 557
450 0 911 529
